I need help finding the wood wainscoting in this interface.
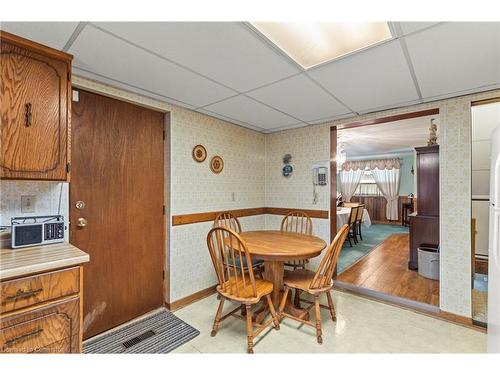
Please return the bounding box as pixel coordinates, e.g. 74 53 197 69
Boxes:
172 207 328 226
350 195 414 224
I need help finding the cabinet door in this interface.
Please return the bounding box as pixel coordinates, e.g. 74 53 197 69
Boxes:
0 297 80 353
0 40 69 180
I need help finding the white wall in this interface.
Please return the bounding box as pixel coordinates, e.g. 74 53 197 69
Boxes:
471 102 500 256
0 181 69 239
471 102 500 195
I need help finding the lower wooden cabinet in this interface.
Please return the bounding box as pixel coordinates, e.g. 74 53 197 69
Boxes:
0 297 80 353
0 266 83 354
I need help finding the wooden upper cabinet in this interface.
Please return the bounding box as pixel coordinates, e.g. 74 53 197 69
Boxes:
0 31 72 181
415 145 439 217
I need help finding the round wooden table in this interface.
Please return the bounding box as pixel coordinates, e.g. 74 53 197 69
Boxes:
239 230 327 317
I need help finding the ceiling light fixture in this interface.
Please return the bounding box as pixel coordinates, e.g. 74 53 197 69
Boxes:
251 22 392 69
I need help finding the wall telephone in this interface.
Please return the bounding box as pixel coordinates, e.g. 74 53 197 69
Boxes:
312 162 328 205
313 166 328 186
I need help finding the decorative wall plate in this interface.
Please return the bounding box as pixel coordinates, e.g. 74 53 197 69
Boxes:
282 164 293 177
192 144 207 162
210 155 224 174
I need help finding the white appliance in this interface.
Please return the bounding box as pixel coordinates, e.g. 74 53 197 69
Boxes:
488 126 500 352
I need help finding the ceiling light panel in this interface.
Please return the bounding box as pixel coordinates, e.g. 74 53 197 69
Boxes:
251 22 392 69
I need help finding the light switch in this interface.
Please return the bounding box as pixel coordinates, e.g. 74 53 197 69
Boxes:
231 192 236 202
21 195 36 213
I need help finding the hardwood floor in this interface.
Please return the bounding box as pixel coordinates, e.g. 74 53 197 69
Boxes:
337 233 439 306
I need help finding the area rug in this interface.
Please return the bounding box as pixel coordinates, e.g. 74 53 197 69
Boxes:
83 309 199 354
337 224 409 274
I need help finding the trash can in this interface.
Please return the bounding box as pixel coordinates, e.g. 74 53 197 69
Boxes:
418 244 440 280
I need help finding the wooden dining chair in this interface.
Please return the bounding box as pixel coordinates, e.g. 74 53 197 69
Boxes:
214 212 264 279
342 202 359 208
281 211 313 270
278 224 349 344
346 206 359 247
207 227 280 353
214 212 242 233
355 204 365 242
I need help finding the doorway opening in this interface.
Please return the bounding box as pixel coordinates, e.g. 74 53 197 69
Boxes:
331 109 440 311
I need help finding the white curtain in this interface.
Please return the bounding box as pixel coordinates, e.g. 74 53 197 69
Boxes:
340 169 364 202
371 166 401 221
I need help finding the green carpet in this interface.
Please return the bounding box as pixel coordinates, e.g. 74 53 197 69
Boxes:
337 224 409 274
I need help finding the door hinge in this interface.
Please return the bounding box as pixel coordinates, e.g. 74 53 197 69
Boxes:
163 205 166 215
162 130 166 140
66 163 71 173
162 270 165 280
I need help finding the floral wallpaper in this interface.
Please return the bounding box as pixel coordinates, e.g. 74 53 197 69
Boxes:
265 88 500 317
2 74 498 317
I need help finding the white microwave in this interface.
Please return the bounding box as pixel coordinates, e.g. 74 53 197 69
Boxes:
11 215 66 248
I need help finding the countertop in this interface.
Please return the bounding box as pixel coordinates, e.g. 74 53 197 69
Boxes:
0 242 89 280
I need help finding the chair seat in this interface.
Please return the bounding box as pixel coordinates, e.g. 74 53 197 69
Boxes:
283 269 333 294
217 276 273 303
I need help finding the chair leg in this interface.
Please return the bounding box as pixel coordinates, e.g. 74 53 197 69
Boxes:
326 291 336 322
348 235 352 247
278 286 290 315
245 304 254 354
266 294 280 330
314 295 323 344
294 289 301 308
358 222 363 241
211 295 225 337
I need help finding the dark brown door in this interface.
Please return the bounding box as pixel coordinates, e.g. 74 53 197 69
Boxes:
70 90 165 339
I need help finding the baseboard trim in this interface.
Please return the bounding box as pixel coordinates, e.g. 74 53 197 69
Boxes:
334 280 440 313
167 285 217 311
334 281 485 332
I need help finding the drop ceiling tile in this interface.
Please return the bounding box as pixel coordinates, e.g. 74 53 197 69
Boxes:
246 74 351 122
195 108 264 132
69 25 235 108
406 22 500 98
94 22 300 92
72 67 197 110
204 95 302 130
308 41 419 112
398 22 440 35
0 22 78 50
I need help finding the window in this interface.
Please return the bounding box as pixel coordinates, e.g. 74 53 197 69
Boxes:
355 170 381 196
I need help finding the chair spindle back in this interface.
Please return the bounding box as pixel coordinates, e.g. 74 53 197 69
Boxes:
309 224 349 290
281 211 313 235
214 212 242 233
207 227 257 299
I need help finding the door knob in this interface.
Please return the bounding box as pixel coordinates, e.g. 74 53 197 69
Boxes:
77 217 88 228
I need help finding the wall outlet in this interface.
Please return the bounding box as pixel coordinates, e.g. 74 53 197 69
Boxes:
21 195 36 213
231 192 236 202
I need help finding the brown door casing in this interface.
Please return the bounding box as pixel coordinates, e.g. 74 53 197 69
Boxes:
70 90 165 339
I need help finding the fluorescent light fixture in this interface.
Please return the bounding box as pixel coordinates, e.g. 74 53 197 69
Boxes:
251 22 392 69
